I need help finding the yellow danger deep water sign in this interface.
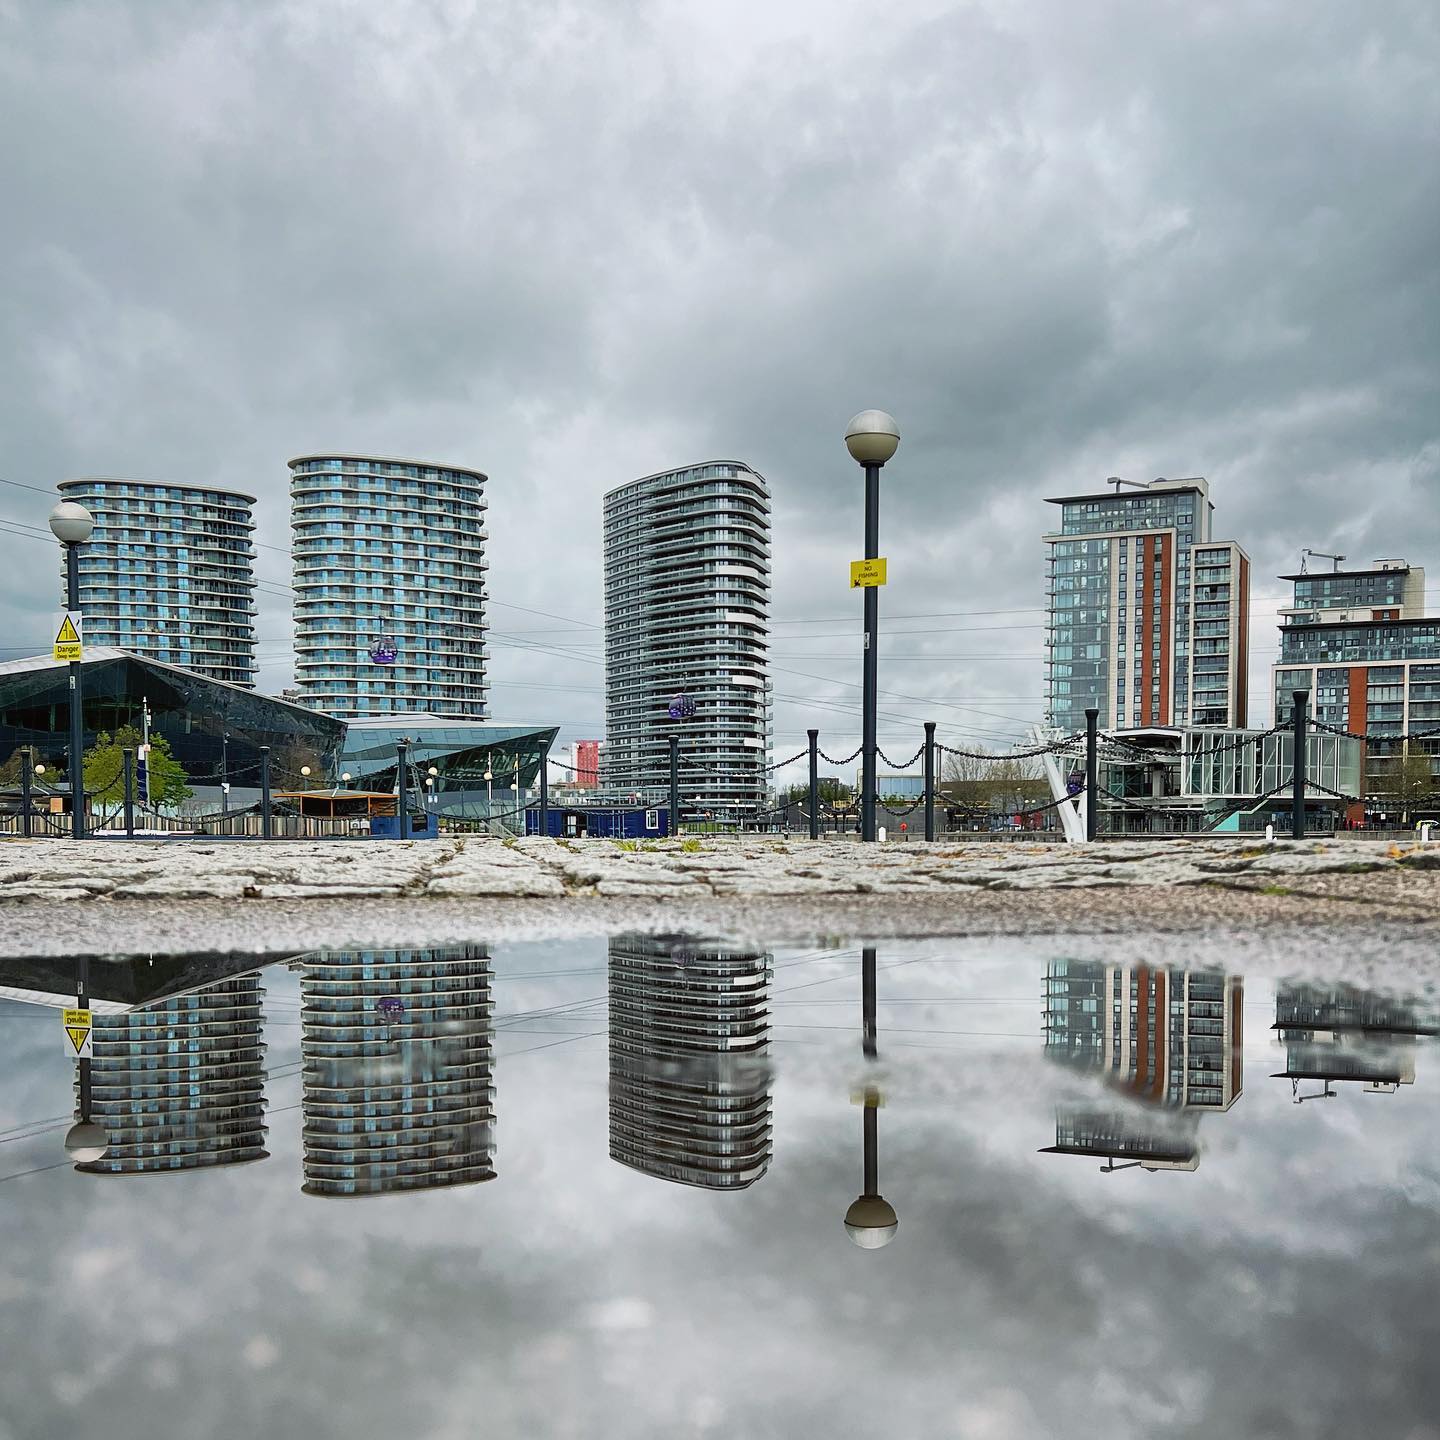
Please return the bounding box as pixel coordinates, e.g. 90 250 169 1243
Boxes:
53 613 83 662
63 1007 93 1059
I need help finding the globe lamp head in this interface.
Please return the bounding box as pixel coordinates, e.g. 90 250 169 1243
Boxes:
844 1193 899 1249
48 501 95 546
64 1120 108 1164
844 410 900 466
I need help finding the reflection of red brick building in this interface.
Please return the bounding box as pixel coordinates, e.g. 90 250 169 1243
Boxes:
574 740 602 787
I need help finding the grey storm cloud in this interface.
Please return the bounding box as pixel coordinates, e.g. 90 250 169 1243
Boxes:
0 0 1436 753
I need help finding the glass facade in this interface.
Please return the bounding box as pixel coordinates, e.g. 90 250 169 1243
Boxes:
1044 481 1247 734
609 935 772 1190
1286 570 1411 613
76 974 269 1175
338 717 557 822
289 455 488 718
1273 983 1437 1093
1041 959 1243 1170
57 478 257 688
0 651 344 790
300 947 495 1198
603 462 772 817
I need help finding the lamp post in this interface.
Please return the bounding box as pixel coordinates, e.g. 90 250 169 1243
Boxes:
844 947 897 1249
220 731 230 819
63 953 107 1165
485 753 494 836
20 747 35 839
844 411 900 843
49 500 95 840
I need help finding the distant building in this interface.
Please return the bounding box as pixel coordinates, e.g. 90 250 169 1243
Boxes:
300 946 495 1197
289 454 488 718
76 974 269 1175
573 740 602 787
1040 959 1242 1171
609 936 772 1189
57 478 258 688
1271 558 1439 804
1044 477 1250 733
1272 982 1438 1099
1091 723 1363 833
602 462 772 820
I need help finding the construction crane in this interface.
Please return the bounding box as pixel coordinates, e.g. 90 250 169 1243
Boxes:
1300 548 1346 574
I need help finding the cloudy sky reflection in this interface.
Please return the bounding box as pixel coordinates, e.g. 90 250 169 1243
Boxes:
1 934 1437 1439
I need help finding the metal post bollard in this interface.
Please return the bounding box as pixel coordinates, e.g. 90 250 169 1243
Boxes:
1084 708 1099 842
396 740 411 841
260 746 273 840
1292 690 1310 840
807 729 820 840
669 733 680 839
924 720 936 842
123 747 134 838
20 747 34 839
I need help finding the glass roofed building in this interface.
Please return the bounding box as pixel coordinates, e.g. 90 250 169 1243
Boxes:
338 715 558 823
0 648 343 791
0 650 553 824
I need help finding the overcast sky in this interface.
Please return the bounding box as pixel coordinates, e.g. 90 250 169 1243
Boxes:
1 0 1436 768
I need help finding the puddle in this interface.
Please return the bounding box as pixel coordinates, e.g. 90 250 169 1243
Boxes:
2 934 1437 1437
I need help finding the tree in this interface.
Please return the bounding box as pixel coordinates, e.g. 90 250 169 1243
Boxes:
780 777 854 808
941 744 1044 813
1371 748 1435 823
82 727 192 814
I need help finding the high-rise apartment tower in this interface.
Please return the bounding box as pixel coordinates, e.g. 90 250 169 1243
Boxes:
56 478 257 687
602 462 772 817
1044 477 1250 733
289 455 488 718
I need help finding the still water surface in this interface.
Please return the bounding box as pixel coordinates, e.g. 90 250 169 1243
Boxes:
1 935 1437 1439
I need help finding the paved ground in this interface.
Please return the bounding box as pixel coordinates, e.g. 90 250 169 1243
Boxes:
2 833 1439 959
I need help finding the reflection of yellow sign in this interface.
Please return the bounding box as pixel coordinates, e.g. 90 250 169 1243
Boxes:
850 558 888 588
53 613 83 662
63 1007 93 1059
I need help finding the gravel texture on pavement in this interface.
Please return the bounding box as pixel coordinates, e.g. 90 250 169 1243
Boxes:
2 834 1439 964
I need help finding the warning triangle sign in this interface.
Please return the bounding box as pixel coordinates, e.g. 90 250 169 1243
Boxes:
56 615 80 646
65 1025 89 1054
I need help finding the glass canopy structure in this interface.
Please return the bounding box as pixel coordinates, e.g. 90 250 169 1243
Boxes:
338 715 558 821
0 648 343 790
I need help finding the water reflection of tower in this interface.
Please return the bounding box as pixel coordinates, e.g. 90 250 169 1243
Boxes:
75 975 268 1175
1273 983 1438 1102
1041 960 1243 1172
608 936 772 1189
301 947 495 1197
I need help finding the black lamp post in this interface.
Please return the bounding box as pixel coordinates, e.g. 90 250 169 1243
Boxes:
844 411 900 843
844 946 898 1249
49 501 95 840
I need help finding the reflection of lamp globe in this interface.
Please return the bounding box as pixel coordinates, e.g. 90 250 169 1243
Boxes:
34 764 45 775
64 1121 108 1163
843 1195 898 1249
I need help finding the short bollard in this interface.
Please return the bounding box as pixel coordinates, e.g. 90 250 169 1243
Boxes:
1265 823 1275 842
